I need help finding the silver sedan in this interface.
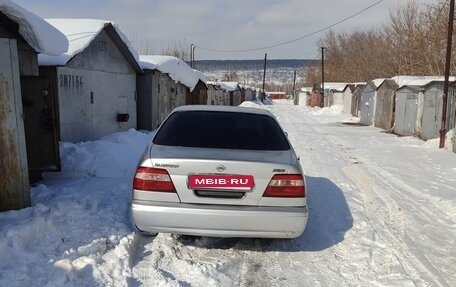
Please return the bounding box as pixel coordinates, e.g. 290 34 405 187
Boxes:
130 105 308 238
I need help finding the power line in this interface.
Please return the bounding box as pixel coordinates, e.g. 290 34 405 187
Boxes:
196 0 385 53
309 51 322 65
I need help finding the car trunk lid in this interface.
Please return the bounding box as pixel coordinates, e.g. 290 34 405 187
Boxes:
148 145 293 206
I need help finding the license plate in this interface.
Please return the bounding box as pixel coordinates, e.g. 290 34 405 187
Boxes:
188 174 254 190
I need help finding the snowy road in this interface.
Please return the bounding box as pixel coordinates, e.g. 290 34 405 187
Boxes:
268 102 456 287
1 100 455 286
279 101 455 285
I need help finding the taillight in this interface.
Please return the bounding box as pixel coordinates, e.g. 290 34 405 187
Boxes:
263 174 306 197
133 167 176 192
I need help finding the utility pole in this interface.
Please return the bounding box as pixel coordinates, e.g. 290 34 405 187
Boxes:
292 70 297 100
192 45 196 69
262 53 267 101
440 0 454 148
321 47 325 107
190 44 194 68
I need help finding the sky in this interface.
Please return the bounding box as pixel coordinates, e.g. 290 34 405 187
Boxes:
14 0 439 60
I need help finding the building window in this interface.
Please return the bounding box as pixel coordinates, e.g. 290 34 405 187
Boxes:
158 83 161 94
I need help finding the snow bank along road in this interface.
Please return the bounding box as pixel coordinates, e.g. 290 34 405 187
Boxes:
0 100 455 286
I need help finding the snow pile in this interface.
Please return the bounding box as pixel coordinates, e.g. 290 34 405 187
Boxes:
239 101 263 108
139 55 207 92
309 105 344 115
423 128 456 152
0 0 68 55
39 19 140 67
45 129 153 179
447 128 456 152
0 129 152 286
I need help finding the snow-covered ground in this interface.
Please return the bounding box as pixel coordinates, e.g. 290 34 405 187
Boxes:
1 100 455 286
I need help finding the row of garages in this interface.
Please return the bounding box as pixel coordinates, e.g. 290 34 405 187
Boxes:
0 0 256 211
295 76 456 147
37 19 256 142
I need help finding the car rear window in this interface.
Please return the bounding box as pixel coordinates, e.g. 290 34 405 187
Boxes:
153 111 290 151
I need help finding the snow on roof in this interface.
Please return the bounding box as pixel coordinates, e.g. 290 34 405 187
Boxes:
343 84 356 92
353 84 366 90
218 82 240 92
396 76 456 88
389 76 443 87
239 84 255 90
299 87 313 93
245 86 255 91
372 78 388 87
322 82 348 92
139 55 206 92
371 76 456 90
139 58 157 70
38 19 140 67
0 0 68 55
206 81 239 92
193 69 207 84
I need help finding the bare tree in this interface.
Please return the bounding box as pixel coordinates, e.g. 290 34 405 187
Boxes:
129 33 155 55
307 0 453 83
222 70 240 81
420 1 456 75
383 1 424 75
327 28 392 81
161 39 191 62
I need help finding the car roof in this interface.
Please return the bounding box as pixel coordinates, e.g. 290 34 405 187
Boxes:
171 105 274 117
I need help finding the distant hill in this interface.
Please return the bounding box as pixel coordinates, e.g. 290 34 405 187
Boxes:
195 59 315 71
195 59 316 84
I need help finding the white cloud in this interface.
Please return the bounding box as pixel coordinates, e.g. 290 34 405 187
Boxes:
13 0 440 60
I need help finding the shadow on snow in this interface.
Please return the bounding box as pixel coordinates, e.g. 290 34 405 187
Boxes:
175 176 353 252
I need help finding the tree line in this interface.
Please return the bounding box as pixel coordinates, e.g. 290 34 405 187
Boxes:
305 0 454 86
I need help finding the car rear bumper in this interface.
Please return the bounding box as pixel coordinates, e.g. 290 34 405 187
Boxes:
130 200 308 239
